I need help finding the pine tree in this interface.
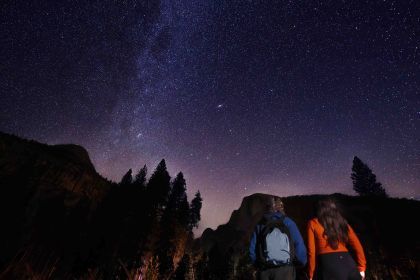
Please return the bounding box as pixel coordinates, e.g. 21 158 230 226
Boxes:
178 196 190 229
147 159 171 213
169 173 190 226
120 169 133 186
189 191 202 230
351 156 388 197
133 165 147 189
158 172 189 278
167 172 187 212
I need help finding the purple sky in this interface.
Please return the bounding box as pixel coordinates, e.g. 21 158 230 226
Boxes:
1 0 419 234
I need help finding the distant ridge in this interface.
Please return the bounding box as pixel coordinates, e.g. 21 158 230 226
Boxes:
0 131 97 174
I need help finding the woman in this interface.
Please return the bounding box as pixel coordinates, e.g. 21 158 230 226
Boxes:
307 198 366 280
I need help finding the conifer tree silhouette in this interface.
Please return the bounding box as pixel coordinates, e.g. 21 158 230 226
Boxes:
158 172 189 278
120 168 133 186
133 165 147 189
189 191 202 230
351 156 388 197
169 172 190 227
167 173 187 211
147 159 171 214
178 195 190 229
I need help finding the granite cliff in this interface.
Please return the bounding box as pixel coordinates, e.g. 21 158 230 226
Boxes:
0 132 112 277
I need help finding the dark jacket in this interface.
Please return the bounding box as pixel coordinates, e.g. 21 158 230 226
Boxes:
249 211 307 266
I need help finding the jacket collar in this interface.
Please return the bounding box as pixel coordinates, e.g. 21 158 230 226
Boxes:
264 211 284 220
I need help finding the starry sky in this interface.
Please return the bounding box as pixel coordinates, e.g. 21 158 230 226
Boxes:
1 0 419 234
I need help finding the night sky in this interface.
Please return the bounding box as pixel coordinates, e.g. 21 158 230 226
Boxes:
1 0 419 234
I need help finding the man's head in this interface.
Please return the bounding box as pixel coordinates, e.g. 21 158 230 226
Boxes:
267 196 284 213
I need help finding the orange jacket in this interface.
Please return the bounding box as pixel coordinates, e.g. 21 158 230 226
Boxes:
307 218 366 279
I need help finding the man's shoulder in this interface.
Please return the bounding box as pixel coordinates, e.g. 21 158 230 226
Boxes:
283 216 296 226
265 213 297 230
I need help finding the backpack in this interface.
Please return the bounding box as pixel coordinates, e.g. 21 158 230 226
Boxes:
256 215 295 269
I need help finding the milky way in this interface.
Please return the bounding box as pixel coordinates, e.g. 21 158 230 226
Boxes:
1 0 419 234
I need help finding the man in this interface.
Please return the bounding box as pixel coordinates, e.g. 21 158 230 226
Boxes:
249 197 307 280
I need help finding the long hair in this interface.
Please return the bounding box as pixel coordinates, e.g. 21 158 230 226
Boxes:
316 198 349 249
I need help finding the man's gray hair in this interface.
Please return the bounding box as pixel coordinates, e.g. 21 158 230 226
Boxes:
267 196 284 213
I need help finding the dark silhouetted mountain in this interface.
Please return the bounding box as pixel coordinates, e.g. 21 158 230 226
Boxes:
0 132 110 198
196 193 420 280
0 132 112 278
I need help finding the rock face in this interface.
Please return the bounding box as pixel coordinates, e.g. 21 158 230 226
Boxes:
0 132 110 200
197 193 420 280
0 132 111 275
200 193 272 253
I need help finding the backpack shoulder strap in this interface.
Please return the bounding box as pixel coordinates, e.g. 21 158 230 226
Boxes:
257 216 268 234
278 214 286 223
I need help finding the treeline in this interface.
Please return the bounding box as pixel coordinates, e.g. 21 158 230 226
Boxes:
83 159 202 279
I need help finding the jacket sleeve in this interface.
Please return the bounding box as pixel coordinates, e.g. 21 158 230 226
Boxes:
307 220 316 279
249 226 258 264
287 218 307 266
347 225 366 272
